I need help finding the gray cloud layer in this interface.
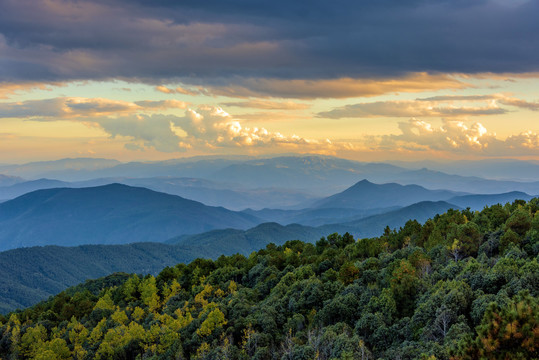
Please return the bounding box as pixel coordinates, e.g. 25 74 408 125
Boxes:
0 0 538 85
317 94 539 119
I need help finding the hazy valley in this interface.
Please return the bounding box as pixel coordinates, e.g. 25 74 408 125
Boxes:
0 155 537 316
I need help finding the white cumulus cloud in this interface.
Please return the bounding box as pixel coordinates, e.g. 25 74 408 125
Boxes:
173 106 319 149
378 118 538 156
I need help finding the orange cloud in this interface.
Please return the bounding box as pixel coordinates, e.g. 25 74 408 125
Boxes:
0 97 188 119
418 94 539 111
204 73 470 99
460 72 539 81
221 99 311 110
0 82 63 99
318 100 505 119
155 85 200 96
134 100 190 110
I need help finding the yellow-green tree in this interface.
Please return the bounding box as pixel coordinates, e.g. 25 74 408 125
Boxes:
35 338 71 360
140 276 160 312
93 291 116 311
20 324 47 358
67 317 89 360
197 308 227 337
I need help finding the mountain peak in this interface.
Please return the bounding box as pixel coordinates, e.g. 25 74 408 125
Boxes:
314 179 456 210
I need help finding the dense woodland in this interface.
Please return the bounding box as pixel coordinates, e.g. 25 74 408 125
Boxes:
0 200 538 359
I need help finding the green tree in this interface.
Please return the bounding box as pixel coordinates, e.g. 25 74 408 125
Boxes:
505 208 532 237
338 263 360 285
390 260 418 316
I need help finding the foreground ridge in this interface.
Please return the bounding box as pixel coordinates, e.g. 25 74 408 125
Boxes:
1 199 538 359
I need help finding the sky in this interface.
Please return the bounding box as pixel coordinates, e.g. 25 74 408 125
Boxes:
0 0 538 163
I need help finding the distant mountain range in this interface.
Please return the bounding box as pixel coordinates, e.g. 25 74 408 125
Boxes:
242 206 396 227
389 158 539 182
1 155 539 198
386 168 539 195
0 158 121 180
177 200 461 245
0 177 317 211
448 191 535 210
313 179 536 213
0 174 23 187
0 179 534 252
0 184 260 251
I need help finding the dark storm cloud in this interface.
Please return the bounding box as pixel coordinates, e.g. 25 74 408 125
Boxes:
0 0 538 84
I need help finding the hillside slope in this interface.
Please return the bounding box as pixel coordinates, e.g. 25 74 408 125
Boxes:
0 243 198 312
330 201 462 238
0 178 70 200
448 191 535 210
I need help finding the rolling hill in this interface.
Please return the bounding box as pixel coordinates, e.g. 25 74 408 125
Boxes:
4 199 536 360
0 243 197 313
0 184 261 251
0 174 23 187
169 222 329 253
0 220 325 313
388 168 539 194
329 201 461 238
0 178 70 200
447 191 535 210
0 176 317 211
242 206 398 227
175 200 461 246
87 177 316 211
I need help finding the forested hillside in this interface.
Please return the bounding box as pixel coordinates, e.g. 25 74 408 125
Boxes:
1 200 537 359
0 243 198 313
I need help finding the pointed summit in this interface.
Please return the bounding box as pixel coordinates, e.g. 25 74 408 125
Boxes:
355 179 373 185
313 180 458 210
